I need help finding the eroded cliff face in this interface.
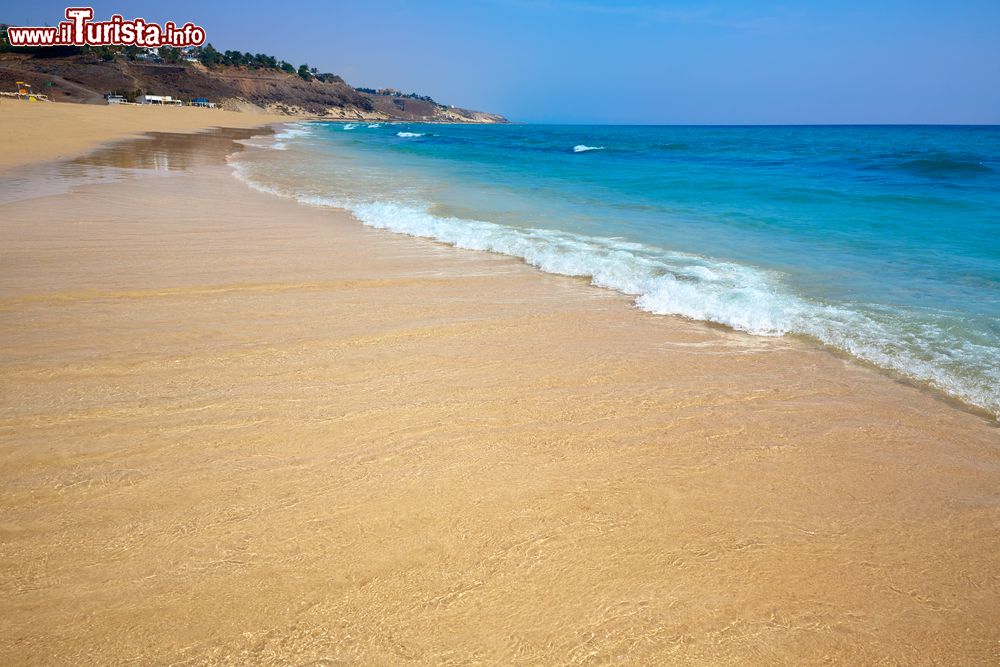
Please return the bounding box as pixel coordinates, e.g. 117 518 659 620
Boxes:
0 53 507 122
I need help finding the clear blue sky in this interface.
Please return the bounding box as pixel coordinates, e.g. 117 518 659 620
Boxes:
4 0 999 123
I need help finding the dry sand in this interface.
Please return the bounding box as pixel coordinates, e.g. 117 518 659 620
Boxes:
0 115 998 665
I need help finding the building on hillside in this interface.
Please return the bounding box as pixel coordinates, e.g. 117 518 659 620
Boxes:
135 47 164 63
137 94 183 106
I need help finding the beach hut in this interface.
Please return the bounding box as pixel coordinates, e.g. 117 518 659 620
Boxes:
137 94 183 106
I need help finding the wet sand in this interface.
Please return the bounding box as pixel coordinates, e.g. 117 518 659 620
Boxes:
0 130 998 665
0 99 285 173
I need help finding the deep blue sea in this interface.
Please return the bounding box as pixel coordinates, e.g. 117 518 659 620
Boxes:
230 122 1000 417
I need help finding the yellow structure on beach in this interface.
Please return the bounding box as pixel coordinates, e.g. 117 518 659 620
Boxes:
12 81 48 102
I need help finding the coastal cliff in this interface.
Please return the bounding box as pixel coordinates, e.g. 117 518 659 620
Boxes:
0 50 506 122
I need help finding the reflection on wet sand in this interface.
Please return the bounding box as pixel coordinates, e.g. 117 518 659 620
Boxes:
73 127 270 171
0 127 272 204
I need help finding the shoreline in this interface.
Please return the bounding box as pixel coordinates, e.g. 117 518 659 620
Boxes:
236 122 1000 424
1 122 998 663
0 99 505 176
0 99 288 173
11 111 993 421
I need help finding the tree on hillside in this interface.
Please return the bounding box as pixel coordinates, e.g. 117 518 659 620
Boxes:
198 43 222 67
184 42 332 81
255 53 277 69
159 46 182 64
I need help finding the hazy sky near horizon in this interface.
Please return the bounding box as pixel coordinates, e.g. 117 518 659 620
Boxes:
4 0 999 123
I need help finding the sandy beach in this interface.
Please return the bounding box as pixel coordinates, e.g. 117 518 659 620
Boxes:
0 99 286 173
1 105 998 665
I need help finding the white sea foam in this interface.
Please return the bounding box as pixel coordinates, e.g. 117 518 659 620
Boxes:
574 145 605 153
397 131 425 138
270 123 313 150
228 155 1000 418
343 123 358 130
367 123 382 128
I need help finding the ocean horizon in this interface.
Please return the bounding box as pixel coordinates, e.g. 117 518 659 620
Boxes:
230 121 1000 418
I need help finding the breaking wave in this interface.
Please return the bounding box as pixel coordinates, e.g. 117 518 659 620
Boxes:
228 155 999 418
397 131 425 138
270 123 313 150
573 145 604 153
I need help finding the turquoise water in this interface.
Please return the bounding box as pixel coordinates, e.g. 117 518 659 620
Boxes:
230 122 1000 417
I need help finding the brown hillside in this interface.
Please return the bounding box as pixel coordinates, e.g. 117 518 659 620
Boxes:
362 93 507 123
0 54 372 115
0 53 506 122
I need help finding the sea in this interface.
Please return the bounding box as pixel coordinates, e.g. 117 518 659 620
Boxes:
229 122 1000 418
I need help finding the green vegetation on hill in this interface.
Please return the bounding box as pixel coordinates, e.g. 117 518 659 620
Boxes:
191 44 341 83
0 27 339 84
0 24 505 121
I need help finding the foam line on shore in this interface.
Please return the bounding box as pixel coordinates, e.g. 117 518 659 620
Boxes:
228 151 999 418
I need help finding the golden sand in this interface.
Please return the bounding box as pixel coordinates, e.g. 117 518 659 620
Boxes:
0 99 285 173
0 124 998 665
